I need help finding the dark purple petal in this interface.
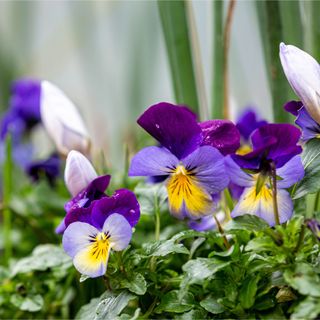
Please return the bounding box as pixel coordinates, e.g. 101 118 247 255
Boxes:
199 120 240 155
228 182 244 200
1 110 26 142
306 219 320 240
295 107 320 141
129 146 179 177
91 189 140 229
236 108 268 141
283 100 303 116
25 153 60 185
65 175 111 212
137 102 202 159
64 205 94 228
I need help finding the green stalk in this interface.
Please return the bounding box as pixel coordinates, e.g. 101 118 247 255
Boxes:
309 1 320 61
151 194 160 272
212 0 224 119
3 135 13 265
256 1 290 123
158 1 199 113
270 162 280 225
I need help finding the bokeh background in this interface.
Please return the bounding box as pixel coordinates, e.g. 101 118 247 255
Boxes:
0 0 316 167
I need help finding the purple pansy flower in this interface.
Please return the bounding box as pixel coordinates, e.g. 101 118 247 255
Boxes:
25 153 60 185
61 151 140 278
129 102 239 219
226 124 304 226
57 151 140 234
188 211 226 232
63 213 132 278
1 79 41 142
306 219 320 241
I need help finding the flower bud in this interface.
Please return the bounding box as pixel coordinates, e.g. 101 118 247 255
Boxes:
280 42 320 124
64 150 97 196
40 81 90 156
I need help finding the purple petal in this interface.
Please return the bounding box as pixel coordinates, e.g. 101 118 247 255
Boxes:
56 218 66 234
231 186 293 226
137 102 202 159
199 120 240 155
10 79 41 122
236 108 268 141
182 146 229 194
276 155 304 189
129 146 178 177
102 214 132 251
25 153 60 185
251 124 302 168
1 110 26 142
283 100 303 116
295 107 320 141
62 221 99 258
91 189 140 229
224 156 254 188
64 205 94 228
228 182 244 200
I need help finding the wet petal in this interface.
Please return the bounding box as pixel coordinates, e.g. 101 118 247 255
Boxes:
91 189 140 228
137 102 202 159
199 120 240 155
129 146 179 177
102 214 132 251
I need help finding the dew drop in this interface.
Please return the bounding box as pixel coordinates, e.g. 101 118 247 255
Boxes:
155 124 160 129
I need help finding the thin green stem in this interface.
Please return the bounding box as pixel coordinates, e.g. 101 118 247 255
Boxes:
314 191 320 213
213 215 230 249
270 162 280 225
151 194 161 272
293 225 306 254
224 188 234 213
3 135 13 265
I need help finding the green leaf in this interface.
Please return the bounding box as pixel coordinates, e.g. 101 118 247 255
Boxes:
157 1 199 112
200 295 225 314
142 239 189 257
11 244 72 277
245 236 278 253
120 272 147 295
291 296 320 320
174 308 207 320
284 263 320 297
239 275 260 309
224 215 269 232
155 290 194 314
10 294 44 312
182 258 230 284
294 139 320 198
76 291 135 320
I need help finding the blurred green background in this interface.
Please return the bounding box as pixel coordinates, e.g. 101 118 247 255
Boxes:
0 0 318 167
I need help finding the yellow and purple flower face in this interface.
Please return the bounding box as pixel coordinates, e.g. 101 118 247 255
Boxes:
227 124 304 226
129 103 240 219
63 213 132 278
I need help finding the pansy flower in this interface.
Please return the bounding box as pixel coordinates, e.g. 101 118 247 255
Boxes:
57 150 140 234
25 153 60 185
129 102 240 219
226 124 304 226
60 151 140 278
1 78 41 142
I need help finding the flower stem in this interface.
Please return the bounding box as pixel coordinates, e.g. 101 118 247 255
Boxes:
270 162 280 225
213 215 230 249
293 224 305 254
314 191 320 213
3 135 13 265
151 194 161 272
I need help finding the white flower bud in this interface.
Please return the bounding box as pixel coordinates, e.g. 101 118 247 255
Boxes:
40 81 90 156
64 150 97 196
280 42 320 123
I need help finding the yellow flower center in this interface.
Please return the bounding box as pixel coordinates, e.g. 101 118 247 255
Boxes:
167 165 213 218
236 144 252 155
88 232 110 261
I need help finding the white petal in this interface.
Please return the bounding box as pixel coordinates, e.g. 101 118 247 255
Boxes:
280 43 320 123
103 214 132 251
40 81 90 155
65 150 97 196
